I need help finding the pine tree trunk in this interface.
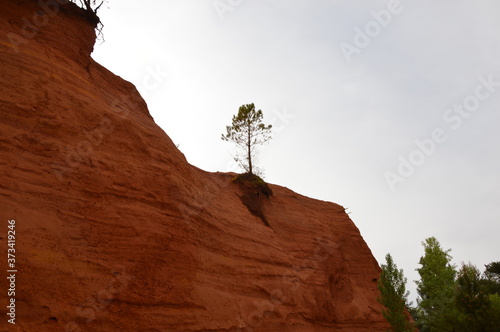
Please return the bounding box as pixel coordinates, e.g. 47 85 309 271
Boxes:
247 129 252 174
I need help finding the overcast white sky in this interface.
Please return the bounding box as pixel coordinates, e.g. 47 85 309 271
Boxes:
90 0 500 302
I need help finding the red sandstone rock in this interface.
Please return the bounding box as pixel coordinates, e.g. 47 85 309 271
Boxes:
0 1 391 331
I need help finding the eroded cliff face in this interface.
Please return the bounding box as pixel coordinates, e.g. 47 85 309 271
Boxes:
0 1 390 331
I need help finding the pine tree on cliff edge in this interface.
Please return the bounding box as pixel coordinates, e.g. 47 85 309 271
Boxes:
222 103 272 175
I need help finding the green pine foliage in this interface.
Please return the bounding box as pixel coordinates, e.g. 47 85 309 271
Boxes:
415 237 458 331
378 254 415 332
222 103 272 175
485 262 500 295
490 294 500 327
454 263 499 331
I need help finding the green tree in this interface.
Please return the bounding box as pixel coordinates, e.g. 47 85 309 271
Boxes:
378 253 415 332
486 262 500 277
490 294 500 330
455 263 497 331
485 262 500 295
222 103 272 175
415 237 458 331
483 262 500 331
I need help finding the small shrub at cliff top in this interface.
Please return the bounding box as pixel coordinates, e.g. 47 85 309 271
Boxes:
232 173 273 197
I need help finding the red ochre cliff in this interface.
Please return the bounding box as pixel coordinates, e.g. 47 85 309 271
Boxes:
0 1 391 331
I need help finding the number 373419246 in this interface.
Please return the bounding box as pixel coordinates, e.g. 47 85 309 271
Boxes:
7 220 16 268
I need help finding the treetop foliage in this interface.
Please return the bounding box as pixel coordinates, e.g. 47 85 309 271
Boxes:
378 253 415 332
415 237 457 331
222 103 272 175
486 262 500 279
